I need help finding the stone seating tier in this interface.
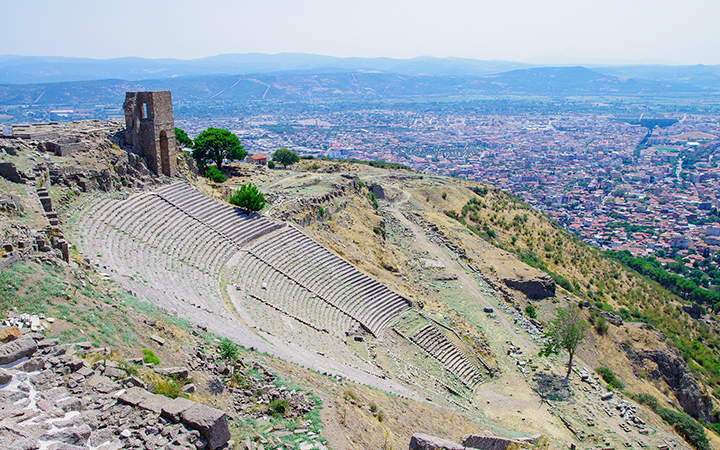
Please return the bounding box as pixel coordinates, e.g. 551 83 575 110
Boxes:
410 324 482 388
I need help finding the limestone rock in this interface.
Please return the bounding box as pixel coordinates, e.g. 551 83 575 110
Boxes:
180 403 231 450
409 433 465 450
0 336 37 365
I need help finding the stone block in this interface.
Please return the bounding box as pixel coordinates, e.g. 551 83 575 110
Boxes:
162 397 196 422
154 366 189 380
103 367 127 379
117 387 151 407
0 336 37 365
139 393 167 414
180 403 231 450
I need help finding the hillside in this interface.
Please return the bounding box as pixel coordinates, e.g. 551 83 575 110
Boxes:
1 123 720 450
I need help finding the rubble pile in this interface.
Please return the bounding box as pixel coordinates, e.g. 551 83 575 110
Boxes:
0 328 231 449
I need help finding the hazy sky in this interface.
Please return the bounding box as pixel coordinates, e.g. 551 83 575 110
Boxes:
5 0 720 64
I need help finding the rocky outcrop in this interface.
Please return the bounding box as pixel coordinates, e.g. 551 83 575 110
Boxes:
682 303 703 320
623 343 715 422
503 274 555 299
409 433 465 450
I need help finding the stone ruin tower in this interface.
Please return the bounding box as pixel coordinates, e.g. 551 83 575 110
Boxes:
123 91 177 176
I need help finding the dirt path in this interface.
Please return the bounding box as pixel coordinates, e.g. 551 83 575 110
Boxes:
386 194 569 440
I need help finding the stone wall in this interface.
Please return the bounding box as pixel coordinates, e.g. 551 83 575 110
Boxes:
0 162 26 184
123 91 177 176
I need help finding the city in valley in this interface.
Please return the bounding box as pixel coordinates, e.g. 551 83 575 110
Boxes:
175 108 720 287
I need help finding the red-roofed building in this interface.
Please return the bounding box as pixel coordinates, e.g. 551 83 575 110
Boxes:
246 155 267 165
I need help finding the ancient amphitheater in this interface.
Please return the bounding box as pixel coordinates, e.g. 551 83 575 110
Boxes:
70 182 486 394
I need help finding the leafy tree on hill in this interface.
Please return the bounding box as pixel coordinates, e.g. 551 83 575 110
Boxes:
272 148 300 168
229 183 265 212
192 127 246 170
174 127 193 148
540 303 588 379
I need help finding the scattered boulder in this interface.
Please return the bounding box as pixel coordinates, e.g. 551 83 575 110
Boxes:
409 433 465 450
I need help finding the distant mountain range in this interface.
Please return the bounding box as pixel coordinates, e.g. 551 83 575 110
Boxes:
0 53 533 84
0 53 718 105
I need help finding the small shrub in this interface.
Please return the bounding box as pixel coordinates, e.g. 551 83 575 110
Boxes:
204 166 226 183
373 227 382 235
377 410 385 422
307 163 321 171
595 315 609 335
219 338 238 361
525 305 537 319
596 367 624 390
343 390 358 402
229 183 266 212
267 160 276 169
155 377 186 399
368 192 379 209
369 403 378 414
442 192 447 200
142 349 160 365
269 398 289 416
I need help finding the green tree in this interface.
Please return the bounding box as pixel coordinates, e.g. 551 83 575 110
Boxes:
540 303 588 379
174 127 193 148
272 148 300 168
229 183 266 212
192 127 247 170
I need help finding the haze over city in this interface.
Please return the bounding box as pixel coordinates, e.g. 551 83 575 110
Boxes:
4 0 720 65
